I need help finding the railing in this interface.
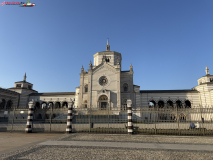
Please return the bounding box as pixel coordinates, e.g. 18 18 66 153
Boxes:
1 106 213 135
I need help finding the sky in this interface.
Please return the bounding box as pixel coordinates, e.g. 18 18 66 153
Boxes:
1 0 213 92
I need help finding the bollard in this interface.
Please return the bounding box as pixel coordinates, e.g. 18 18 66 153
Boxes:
66 101 74 133
127 99 133 135
25 100 35 133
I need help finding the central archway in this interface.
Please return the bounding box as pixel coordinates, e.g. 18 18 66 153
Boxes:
98 95 108 109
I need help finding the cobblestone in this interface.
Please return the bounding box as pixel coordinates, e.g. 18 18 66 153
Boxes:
1 133 213 160
61 133 213 144
2 145 213 160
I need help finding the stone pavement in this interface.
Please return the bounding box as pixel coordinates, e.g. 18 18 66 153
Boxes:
39 140 213 151
1 133 213 160
0 132 63 155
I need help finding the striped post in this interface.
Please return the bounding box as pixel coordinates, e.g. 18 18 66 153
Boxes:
25 100 35 133
127 99 133 135
66 101 74 133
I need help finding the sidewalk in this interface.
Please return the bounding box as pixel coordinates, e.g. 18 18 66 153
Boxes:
1 133 213 160
39 140 213 151
0 132 63 155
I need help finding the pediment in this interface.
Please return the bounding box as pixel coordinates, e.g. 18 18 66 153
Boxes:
93 63 117 74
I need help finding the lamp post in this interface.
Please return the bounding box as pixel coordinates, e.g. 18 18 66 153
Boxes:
49 103 53 132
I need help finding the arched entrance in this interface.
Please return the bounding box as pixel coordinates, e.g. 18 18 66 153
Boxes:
99 95 108 109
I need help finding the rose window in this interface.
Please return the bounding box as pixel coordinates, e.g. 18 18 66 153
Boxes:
99 76 108 86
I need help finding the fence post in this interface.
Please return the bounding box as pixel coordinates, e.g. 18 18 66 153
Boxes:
127 99 133 135
154 107 156 134
175 104 180 135
25 100 35 133
66 101 74 133
11 105 16 132
200 106 205 136
49 103 53 133
108 102 110 133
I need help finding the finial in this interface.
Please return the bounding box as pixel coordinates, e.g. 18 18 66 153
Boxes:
130 63 133 71
89 61 92 69
23 72 27 82
81 65 84 73
205 65 209 75
106 38 110 51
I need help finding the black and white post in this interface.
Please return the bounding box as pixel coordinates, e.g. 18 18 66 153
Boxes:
127 99 133 134
25 100 35 133
66 101 74 133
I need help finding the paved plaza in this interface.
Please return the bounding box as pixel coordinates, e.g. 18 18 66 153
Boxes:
1 133 213 159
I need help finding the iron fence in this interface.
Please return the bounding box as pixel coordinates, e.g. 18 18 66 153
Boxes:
0 107 27 132
1 106 213 136
133 108 213 136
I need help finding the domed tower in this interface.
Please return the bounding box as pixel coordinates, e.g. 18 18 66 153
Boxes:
194 66 213 107
93 39 122 67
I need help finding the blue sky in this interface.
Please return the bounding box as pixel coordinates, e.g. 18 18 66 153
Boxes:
1 0 213 92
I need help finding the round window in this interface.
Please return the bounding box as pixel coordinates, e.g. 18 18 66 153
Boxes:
99 76 108 86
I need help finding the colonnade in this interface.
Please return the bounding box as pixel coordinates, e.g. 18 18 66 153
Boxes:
0 99 13 109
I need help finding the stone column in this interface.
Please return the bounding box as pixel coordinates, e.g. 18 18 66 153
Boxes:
66 101 74 133
127 99 133 135
25 100 35 133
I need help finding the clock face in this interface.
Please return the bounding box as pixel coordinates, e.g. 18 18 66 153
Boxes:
99 76 108 86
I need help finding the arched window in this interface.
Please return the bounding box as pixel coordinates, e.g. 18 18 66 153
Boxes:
99 95 108 100
185 100 191 108
158 100 164 108
179 113 186 121
170 114 176 120
41 102 47 109
85 84 88 93
62 102 68 108
123 83 128 92
55 102 61 108
176 100 182 108
167 100 173 108
84 100 87 108
48 102 54 108
149 100 156 108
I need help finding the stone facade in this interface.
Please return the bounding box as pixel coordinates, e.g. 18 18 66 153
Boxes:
0 43 213 110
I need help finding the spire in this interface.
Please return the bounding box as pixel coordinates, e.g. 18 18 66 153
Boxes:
23 72 27 82
130 63 133 72
205 65 209 75
81 65 84 74
106 38 110 51
89 61 92 69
